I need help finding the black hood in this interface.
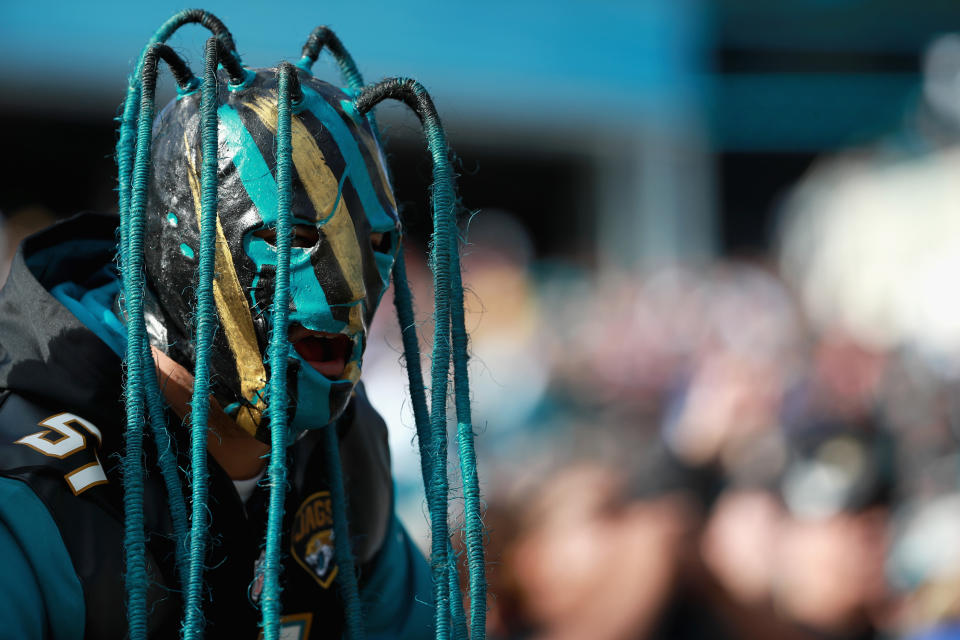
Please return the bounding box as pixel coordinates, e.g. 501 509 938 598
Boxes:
0 212 125 429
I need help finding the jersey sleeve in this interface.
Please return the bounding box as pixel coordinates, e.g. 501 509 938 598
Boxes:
360 515 435 640
0 476 84 640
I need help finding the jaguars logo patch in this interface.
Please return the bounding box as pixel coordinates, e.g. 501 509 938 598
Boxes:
291 491 338 588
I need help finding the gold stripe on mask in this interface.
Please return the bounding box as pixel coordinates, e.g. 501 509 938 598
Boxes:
184 134 267 436
342 361 360 383
347 301 365 338
244 95 365 302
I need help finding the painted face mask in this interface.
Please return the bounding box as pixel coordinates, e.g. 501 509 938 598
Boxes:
143 69 400 442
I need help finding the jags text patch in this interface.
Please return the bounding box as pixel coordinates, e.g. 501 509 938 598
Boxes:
291 491 338 588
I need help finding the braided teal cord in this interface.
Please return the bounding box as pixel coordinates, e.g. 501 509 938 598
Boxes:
455 422 484 637
119 11 239 291
116 10 239 592
294 29 380 637
119 9 239 236
116 46 192 588
447 230 486 637
403 82 484 639
117 84 139 254
329 49 363 91
418 81 456 640
371 80 456 640
357 77 496 640
448 560 467 637
296 25 363 90
121 42 168 640
324 425 366 639
295 26 382 143
391 254 432 483
259 63 297 640
143 356 190 581
392 254 468 639
181 37 221 640
405 79 488 640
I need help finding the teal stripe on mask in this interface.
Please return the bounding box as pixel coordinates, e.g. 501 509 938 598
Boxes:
218 104 280 223
301 87 396 232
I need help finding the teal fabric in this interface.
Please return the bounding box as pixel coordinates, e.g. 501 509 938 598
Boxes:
0 468 429 640
361 515 434 640
0 476 84 640
50 273 125 357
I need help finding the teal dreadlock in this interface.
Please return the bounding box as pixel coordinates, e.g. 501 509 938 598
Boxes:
355 80 486 640
116 9 486 640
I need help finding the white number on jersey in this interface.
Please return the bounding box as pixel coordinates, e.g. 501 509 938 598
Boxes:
14 412 107 494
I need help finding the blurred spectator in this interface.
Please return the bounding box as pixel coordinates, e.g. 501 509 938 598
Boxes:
500 464 698 640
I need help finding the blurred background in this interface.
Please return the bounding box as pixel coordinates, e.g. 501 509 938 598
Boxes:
7 1 960 638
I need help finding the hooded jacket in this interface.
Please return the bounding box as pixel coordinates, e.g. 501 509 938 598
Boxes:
0 213 432 639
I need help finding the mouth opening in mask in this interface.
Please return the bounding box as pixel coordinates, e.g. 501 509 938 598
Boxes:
288 323 354 380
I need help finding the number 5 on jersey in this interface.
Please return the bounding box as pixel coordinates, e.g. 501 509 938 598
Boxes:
15 412 108 495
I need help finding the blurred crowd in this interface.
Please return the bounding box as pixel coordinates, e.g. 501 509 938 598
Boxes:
361 148 960 640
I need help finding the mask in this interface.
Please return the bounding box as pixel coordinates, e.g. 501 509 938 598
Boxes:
143 69 400 442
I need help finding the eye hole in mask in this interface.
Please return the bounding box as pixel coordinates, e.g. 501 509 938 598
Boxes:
253 224 320 248
369 230 394 254
254 225 395 254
